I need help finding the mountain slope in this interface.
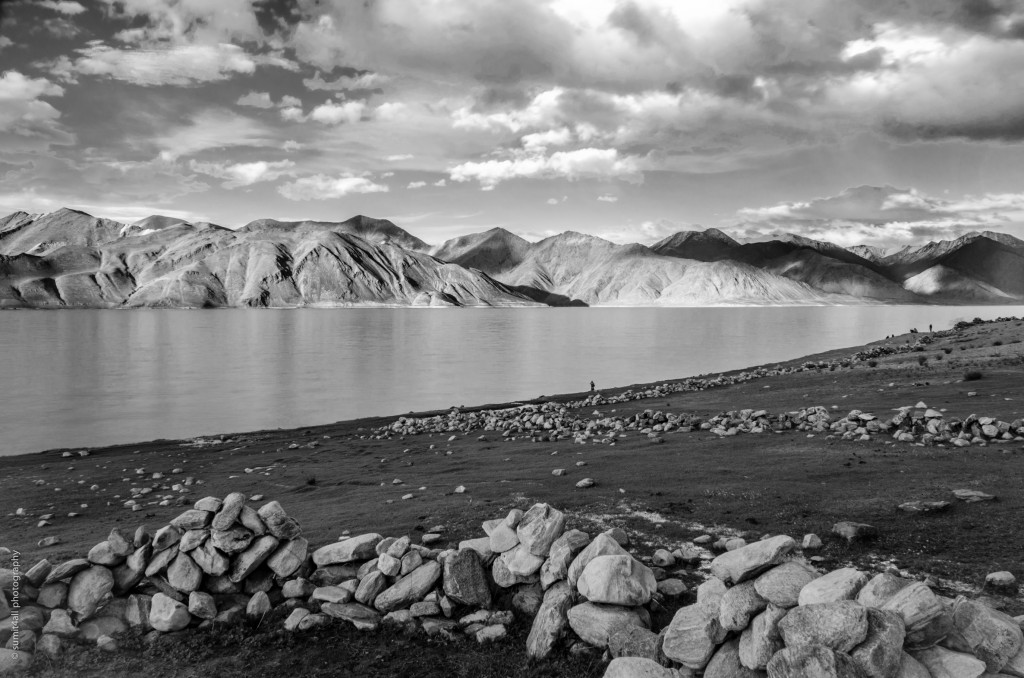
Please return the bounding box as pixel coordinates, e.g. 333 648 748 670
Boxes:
240 215 428 252
651 228 740 261
0 208 127 256
431 228 532 275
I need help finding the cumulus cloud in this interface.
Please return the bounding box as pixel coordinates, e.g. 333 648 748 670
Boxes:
0 36 13 50
309 100 366 125
278 174 390 200
450 147 642 189
237 91 274 108
72 43 263 86
734 185 1024 248
39 1 86 15
407 181 427 189
189 159 296 188
0 71 73 150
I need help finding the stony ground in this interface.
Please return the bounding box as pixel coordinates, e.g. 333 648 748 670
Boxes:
2 317 1024 676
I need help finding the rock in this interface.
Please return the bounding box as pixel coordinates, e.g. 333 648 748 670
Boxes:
720 580 769 631
0 651 33 674
282 578 315 599
567 602 647 649
516 503 566 556
149 592 191 632
608 625 661 662
125 594 152 631
657 579 687 597
229 535 279 583
952 489 995 503
986 571 1017 589
36 582 68 608
492 551 533 588
766 645 866 678
257 501 302 540
651 549 675 568
502 544 545 577
377 553 401 577
312 533 383 566
87 541 125 567
526 580 574 660
897 501 950 514
951 597 1023 672
458 536 493 560
178 529 208 553
780 601 869 653
755 561 819 608
443 549 492 609
284 608 310 631
144 547 177 577
488 523 519 553
895 652 931 678
857 573 911 609
211 492 246 530
374 560 442 613
247 591 271 619
188 591 217 620
194 496 222 512
42 609 78 638
44 558 90 584
355 571 387 605
577 554 656 607
603 657 677 678
798 568 868 606
710 535 796 585
210 526 254 554
850 609 905 678
740 604 787 670
385 537 410 558
170 509 211 531
540 529 590 589
191 539 230 576
167 552 202 593
79 615 127 642
239 506 267 535
604 527 629 546
152 525 181 551
802 534 823 550
567 533 629 588
24 559 52 587
832 522 879 544
68 565 114 620
321 602 381 631
705 638 766 678
697 577 728 613
911 646 986 678
266 537 308 578
661 602 727 670
410 601 441 617
476 624 507 643
879 582 945 648
36 634 62 659
576 478 596 488
312 586 352 604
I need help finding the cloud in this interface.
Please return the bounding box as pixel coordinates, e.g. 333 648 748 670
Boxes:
407 181 427 189
237 91 274 108
734 185 1024 248
433 179 447 187
303 71 391 91
153 109 276 160
39 1 86 15
189 159 296 188
0 36 12 50
450 147 642 189
309 100 366 125
386 154 414 161
0 71 73 150
597 194 618 202
72 43 262 86
104 0 266 45
546 195 567 205
278 174 390 200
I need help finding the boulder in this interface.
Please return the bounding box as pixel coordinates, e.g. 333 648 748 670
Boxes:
502 543 546 577
910 646 985 678
608 625 662 662
442 549 492 609
857 573 911 609
540 529 590 589
516 503 566 557
68 565 114 620
374 560 442 613
832 522 878 544
191 539 230 576
167 552 202 593
740 604 787 670
229 535 279 583
798 568 868 606
247 591 271 619
779 601 869 653
710 535 796 585
188 591 217 620
895 652 931 678
488 523 519 553
603 657 677 678
720 580 769 631
951 597 1023 672
149 592 191 632
879 582 945 648
312 534 383 566
87 541 125 567
44 558 90 584
170 509 211 531
766 645 867 678
355 571 387 606
567 602 647 648
661 602 727 670
705 638 766 678
211 492 246 530
577 555 657 607
266 537 308 578
526 580 573 660
152 525 181 552
850 609 906 678
321 602 382 631
257 501 302 540
754 561 819 608
567 533 629 588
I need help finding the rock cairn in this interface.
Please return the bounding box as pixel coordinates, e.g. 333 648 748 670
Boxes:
3 497 1022 677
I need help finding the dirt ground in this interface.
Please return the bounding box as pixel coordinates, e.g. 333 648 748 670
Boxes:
3 316 1024 677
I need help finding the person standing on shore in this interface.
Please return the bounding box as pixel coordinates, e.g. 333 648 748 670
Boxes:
590 380 595 392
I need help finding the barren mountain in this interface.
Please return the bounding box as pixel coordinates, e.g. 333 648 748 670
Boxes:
241 215 429 251
0 208 127 256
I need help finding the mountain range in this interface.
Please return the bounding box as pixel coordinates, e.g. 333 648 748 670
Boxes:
1 207 1023 308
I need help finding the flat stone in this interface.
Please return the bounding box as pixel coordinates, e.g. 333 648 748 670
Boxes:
239 505 267 536
516 503 566 557
45 558 90 584
798 567 868 606
266 537 308 578
312 533 383 566
152 525 181 551
952 489 995 503
709 535 796 585
779 601 869 653
832 521 878 543
144 547 177 577
374 560 442 613
167 552 202 593
68 565 114 620
754 561 819 608
211 492 246 530
354 570 387 606
897 501 950 513
661 602 727 670
567 602 647 649
284 608 310 631
87 541 125 567
656 579 686 597
170 509 211 531
191 539 230 576
488 523 519 553
911 646 985 678
879 581 945 648
194 496 222 512
210 526 254 554
857 573 911 609
321 602 381 631
229 535 279 583
502 543 546 577
540 529 590 589
177 529 208 553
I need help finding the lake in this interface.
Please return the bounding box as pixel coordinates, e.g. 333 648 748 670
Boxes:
2 305 1022 456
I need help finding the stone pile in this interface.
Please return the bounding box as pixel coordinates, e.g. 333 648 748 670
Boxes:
606 536 1024 678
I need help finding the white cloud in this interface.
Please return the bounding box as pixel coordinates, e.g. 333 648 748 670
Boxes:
450 147 642 189
104 0 265 45
280 106 305 122
433 179 447 187
0 36 13 50
237 91 274 109
282 140 303 151
73 43 260 86
278 174 390 200
39 1 86 15
309 100 366 125
0 71 72 150
386 154 414 161
303 71 391 91
374 102 407 121
597 194 618 202
189 159 296 188
546 195 568 205
407 181 427 189
153 109 275 160
279 95 302 108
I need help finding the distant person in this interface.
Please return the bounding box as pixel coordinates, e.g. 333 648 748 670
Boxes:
929 324 933 333
590 381 595 392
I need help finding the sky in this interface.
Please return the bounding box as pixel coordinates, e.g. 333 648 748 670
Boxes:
3 0 1024 249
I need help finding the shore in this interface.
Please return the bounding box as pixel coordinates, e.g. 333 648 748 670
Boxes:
2 317 1022 586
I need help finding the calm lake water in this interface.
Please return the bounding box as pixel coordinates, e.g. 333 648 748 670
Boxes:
2 306 1023 456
